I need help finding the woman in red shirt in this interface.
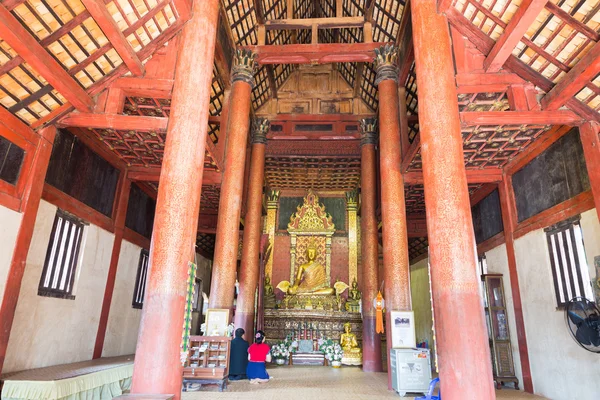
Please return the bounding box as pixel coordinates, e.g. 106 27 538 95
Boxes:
246 330 271 384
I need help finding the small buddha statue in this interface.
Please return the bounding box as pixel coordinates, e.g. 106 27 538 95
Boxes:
277 244 335 296
340 322 362 366
263 276 276 309
345 278 361 313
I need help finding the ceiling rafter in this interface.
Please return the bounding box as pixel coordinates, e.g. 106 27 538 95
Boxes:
0 4 94 112
80 0 145 76
484 0 548 73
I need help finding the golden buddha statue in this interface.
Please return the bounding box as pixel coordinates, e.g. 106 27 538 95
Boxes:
340 322 362 366
277 244 335 296
263 276 276 309
345 278 361 313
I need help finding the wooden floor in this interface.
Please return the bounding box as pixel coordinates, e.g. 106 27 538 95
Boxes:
181 366 547 399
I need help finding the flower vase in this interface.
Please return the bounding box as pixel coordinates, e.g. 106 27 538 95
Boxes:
275 358 286 365
331 361 342 368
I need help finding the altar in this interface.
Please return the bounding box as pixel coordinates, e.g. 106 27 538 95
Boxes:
263 309 362 345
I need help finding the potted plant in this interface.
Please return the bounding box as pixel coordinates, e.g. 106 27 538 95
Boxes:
319 338 343 368
271 342 289 365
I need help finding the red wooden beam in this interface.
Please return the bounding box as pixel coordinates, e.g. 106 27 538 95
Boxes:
404 168 503 184
93 175 131 359
396 0 413 85
127 167 222 185
545 2 599 42
541 41 600 110
0 5 94 112
400 134 420 172
476 232 505 256
498 175 534 393
470 182 498 206
579 122 600 223
455 72 525 94
112 77 174 98
484 0 548 72
80 0 144 76
59 112 221 131
459 110 582 126
244 42 388 64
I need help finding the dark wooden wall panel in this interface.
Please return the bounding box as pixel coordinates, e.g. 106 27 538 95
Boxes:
471 189 503 244
45 129 119 217
125 183 156 239
513 128 590 222
0 136 25 185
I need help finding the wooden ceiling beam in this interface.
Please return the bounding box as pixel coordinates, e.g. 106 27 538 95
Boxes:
0 5 94 112
127 167 222 185
58 113 221 131
459 110 582 126
404 169 503 184
246 42 387 64
400 133 420 172
484 0 548 72
80 0 144 76
264 16 364 30
446 8 599 122
540 40 600 111
111 77 174 98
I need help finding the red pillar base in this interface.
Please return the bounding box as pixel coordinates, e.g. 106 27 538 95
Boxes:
361 316 383 372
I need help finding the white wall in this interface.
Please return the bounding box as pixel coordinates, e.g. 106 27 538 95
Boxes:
102 245 213 357
513 208 600 400
101 240 143 357
0 205 22 301
482 244 523 387
410 258 434 350
3 200 114 373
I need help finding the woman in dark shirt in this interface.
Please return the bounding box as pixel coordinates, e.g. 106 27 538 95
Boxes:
247 330 271 384
229 328 249 381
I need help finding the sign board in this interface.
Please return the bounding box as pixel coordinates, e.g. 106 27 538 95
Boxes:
390 310 416 349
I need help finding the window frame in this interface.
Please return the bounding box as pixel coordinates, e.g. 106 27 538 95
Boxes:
545 216 595 309
132 249 150 309
38 209 86 300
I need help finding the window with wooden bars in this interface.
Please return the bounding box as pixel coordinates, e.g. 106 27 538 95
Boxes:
545 217 595 308
38 210 86 299
132 249 150 309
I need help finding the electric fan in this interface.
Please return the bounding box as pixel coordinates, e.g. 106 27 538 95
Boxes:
565 297 600 353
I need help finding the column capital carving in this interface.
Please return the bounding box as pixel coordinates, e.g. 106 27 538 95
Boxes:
252 118 270 144
231 49 258 87
374 44 399 85
346 189 359 211
360 117 378 146
266 189 280 208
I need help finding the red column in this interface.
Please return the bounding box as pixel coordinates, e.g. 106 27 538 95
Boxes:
130 0 219 396
0 125 56 373
234 118 269 338
209 50 257 310
93 174 131 359
374 45 412 388
411 0 495 398
580 122 600 222
360 118 383 373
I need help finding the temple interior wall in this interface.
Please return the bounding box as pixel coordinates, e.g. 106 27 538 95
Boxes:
510 208 600 400
4 200 114 373
0 204 22 302
409 257 435 362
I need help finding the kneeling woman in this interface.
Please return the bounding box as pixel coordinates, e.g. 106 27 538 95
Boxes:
247 330 271 384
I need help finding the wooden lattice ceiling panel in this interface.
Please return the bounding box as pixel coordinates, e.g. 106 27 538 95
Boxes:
405 183 484 215
408 236 428 262
196 233 216 257
458 92 510 111
88 127 219 169
265 155 361 190
0 39 67 124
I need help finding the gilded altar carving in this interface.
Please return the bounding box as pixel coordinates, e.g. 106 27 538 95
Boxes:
265 190 279 278
346 189 359 285
286 190 335 286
